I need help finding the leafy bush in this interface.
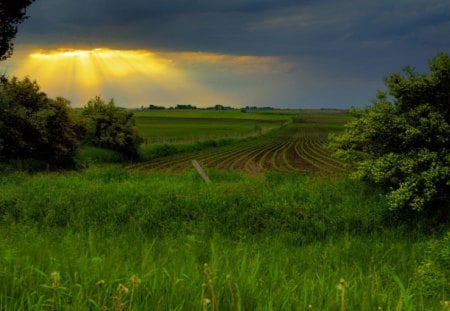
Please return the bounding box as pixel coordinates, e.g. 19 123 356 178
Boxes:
82 96 142 159
0 77 82 169
332 52 450 217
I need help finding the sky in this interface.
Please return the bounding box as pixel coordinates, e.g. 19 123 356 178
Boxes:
2 0 450 108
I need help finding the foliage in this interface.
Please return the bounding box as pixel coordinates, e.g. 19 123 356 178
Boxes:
82 96 142 159
135 112 284 144
75 146 125 167
175 104 197 109
0 0 35 60
0 77 82 168
412 231 450 297
0 167 446 309
332 52 450 215
147 104 165 110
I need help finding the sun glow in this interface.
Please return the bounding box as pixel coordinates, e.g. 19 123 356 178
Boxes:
11 47 288 107
24 48 174 86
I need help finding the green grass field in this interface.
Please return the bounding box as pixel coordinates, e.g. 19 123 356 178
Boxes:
134 110 292 143
0 168 448 310
1 110 448 310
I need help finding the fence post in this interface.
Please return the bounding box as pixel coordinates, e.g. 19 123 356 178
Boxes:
192 160 211 183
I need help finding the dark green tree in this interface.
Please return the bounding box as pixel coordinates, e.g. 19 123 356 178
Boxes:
0 0 35 60
0 77 82 168
332 52 450 217
82 96 142 159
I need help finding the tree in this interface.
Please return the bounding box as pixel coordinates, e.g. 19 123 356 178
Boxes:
0 0 35 60
82 96 142 159
0 77 82 168
332 52 450 217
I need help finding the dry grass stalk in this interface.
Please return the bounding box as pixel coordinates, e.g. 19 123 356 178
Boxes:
338 278 346 311
113 283 129 311
96 279 105 308
201 282 209 311
226 274 237 311
50 271 60 311
204 263 218 311
128 275 141 311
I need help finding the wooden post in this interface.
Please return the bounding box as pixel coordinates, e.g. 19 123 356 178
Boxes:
192 160 211 183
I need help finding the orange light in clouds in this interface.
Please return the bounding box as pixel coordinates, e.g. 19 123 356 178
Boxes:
28 48 172 81
11 48 285 107
13 48 196 106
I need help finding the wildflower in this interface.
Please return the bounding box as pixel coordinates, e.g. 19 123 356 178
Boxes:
130 275 141 286
337 278 346 290
117 283 129 296
96 279 105 287
203 298 211 305
50 271 60 288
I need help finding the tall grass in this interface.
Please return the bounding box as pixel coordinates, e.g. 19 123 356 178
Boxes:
0 167 448 309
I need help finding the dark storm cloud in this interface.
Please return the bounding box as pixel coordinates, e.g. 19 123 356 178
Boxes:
10 0 450 108
18 0 450 58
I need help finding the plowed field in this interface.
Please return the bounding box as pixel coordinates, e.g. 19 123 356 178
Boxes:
130 121 347 173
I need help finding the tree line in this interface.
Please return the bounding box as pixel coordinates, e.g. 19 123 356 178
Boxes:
0 77 142 169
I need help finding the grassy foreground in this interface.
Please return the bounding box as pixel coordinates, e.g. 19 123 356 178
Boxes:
0 166 448 310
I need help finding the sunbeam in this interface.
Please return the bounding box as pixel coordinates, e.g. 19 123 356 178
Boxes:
11 47 289 107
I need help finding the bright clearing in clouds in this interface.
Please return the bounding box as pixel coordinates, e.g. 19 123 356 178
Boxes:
12 48 290 107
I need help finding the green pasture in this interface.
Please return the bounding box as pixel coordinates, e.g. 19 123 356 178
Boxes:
133 109 313 143
132 109 299 120
135 116 282 143
133 109 352 143
0 167 447 310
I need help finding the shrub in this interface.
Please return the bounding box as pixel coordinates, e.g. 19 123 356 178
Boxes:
332 52 449 218
82 96 142 159
0 77 82 168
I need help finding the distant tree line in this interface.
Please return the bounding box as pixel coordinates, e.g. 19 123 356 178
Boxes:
143 104 252 111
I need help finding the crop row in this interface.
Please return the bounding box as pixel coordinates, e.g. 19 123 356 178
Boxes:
130 126 347 174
